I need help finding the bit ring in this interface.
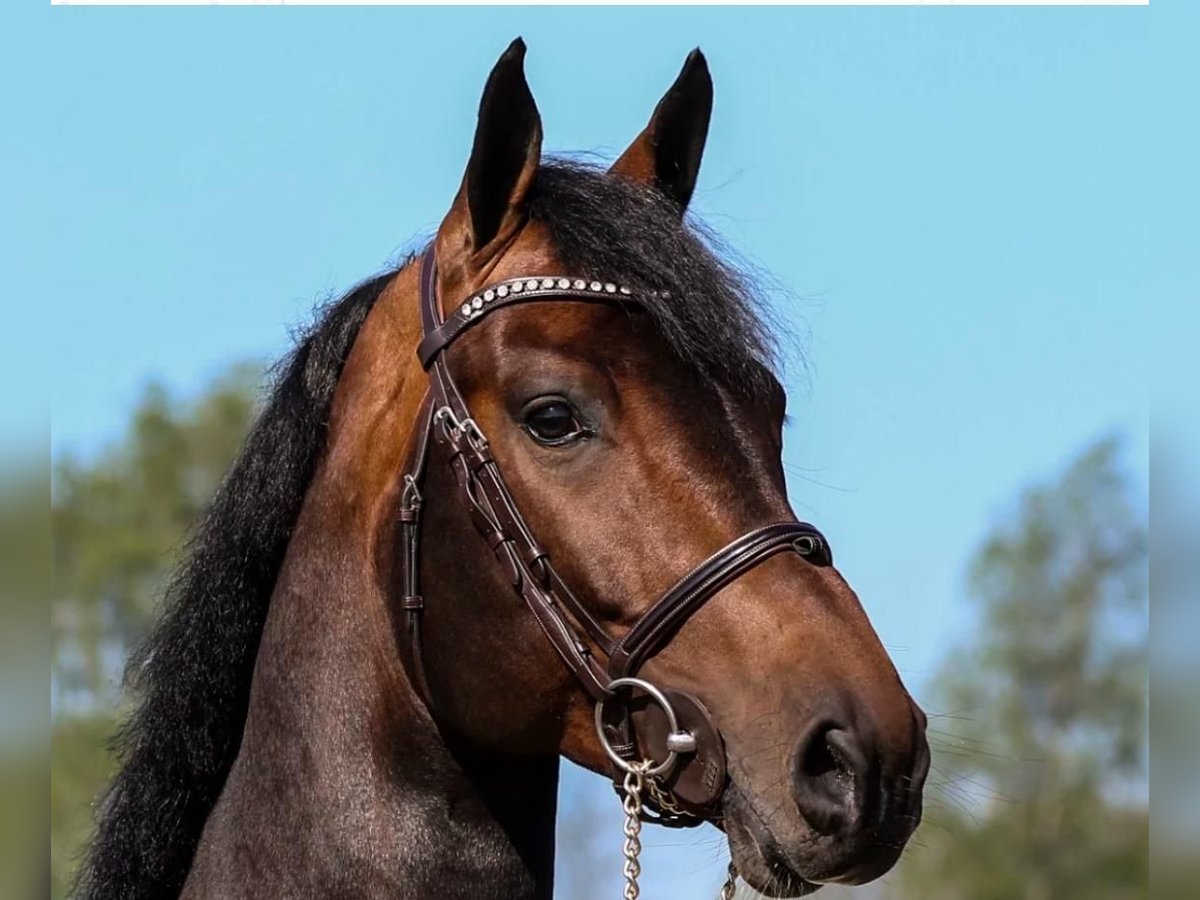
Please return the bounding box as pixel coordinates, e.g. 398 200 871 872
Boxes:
595 677 695 778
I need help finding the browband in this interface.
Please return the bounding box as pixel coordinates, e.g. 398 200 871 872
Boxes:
417 274 645 368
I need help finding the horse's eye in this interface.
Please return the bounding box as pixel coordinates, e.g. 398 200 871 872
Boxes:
522 400 587 446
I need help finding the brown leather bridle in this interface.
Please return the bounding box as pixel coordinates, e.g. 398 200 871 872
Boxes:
399 248 833 824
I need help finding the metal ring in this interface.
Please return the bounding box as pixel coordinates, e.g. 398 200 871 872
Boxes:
459 417 489 451
594 677 688 778
433 406 489 451
792 535 816 556
400 474 422 510
433 405 461 439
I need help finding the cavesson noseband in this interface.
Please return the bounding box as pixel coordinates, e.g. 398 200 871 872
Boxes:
398 248 833 827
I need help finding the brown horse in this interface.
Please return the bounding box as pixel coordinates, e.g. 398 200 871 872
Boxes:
77 40 928 900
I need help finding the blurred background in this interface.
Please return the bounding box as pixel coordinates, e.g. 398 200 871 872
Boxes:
13 2 1193 898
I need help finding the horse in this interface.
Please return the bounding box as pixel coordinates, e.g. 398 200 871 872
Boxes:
76 39 929 900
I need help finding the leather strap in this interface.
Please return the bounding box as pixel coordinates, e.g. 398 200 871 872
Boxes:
417 250 618 700
608 521 831 678
398 396 435 708
417 275 642 369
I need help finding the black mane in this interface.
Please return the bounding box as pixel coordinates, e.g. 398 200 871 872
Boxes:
73 270 396 900
75 161 778 900
529 160 780 398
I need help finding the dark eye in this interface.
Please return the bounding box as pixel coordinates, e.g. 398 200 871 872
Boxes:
522 399 588 446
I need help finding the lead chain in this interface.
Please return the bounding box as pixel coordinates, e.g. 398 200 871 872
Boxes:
619 761 739 899
621 762 651 899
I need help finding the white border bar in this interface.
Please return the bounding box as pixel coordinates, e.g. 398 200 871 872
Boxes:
49 1 1152 7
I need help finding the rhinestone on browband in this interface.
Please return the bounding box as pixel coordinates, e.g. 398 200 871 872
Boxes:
457 275 640 319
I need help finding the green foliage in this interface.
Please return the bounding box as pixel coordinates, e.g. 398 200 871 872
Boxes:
1 457 50 899
902 436 1148 900
0 744 46 900
50 716 120 900
52 364 261 705
50 363 262 898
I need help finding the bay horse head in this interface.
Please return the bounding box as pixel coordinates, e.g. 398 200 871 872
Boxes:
79 39 927 900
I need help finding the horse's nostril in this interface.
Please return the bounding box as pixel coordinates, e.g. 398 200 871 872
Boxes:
802 726 848 781
792 722 867 836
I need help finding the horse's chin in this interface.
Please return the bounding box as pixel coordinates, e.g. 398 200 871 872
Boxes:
732 852 822 899
720 778 905 898
720 783 822 898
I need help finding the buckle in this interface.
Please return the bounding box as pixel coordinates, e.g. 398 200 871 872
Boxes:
434 405 489 452
400 474 423 512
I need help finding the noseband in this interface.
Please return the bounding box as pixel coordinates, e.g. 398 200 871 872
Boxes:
399 248 833 826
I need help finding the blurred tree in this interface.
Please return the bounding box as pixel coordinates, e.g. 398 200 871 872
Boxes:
902 436 1148 900
1 458 51 900
50 716 119 897
52 363 260 709
1150 443 1200 900
50 363 261 898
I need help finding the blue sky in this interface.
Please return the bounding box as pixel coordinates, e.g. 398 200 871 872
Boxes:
25 4 1189 897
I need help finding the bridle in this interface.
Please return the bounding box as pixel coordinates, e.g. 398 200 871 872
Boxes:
398 247 833 895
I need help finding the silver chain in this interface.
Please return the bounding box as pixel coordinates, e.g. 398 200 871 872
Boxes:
618 760 739 900
621 763 650 899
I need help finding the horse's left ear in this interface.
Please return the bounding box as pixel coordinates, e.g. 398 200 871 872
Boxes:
609 49 713 213
438 38 543 280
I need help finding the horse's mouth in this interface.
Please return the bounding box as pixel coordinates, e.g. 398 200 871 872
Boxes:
719 775 911 898
713 712 929 895
735 849 822 898
720 781 823 898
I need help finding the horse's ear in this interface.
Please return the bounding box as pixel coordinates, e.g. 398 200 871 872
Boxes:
438 38 542 276
609 49 713 213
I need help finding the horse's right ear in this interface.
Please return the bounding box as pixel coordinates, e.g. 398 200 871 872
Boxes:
437 38 543 282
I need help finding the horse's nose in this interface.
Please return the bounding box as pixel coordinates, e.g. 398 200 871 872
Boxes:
790 718 875 835
791 704 930 841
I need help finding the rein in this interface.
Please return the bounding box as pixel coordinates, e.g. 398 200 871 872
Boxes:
399 247 833 896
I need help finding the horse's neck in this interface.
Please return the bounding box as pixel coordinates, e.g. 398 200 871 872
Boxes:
185 505 559 898
184 266 560 899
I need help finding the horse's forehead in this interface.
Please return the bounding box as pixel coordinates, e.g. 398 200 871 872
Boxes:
487 301 635 354
482 220 564 281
